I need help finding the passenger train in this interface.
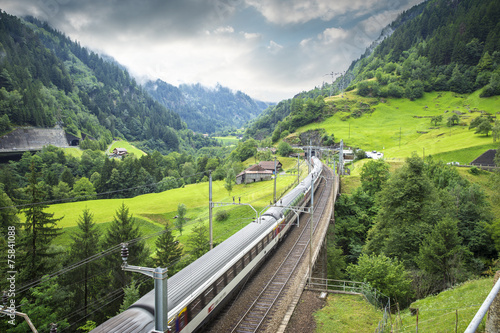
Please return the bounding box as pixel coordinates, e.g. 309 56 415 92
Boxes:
92 156 323 333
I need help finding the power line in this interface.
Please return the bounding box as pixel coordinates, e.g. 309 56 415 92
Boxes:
0 170 209 211
16 227 170 294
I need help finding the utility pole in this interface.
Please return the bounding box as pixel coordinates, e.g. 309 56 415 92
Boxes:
297 153 300 184
121 244 168 333
273 156 277 204
0 293 38 333
339 139 344 176
209 171 213 250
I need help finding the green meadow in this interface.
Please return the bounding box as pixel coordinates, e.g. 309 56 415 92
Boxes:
46 156 306 252
61 147 84 158
301 90 499 163
213 136 240 146
108 140 147 156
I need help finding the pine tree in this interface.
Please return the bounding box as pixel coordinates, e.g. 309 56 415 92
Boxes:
19 161 62 283
101 203 149 287
154 222 183 272
118 279 140 314
188 223 210 259
63 208 101 321
417 217 469 290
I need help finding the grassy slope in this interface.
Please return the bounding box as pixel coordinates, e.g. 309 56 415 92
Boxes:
61 147 84 158
314 294 383 333
314 278 493 333
47 156 306 252
301 90 499 163
396 278 493 332
108 140 147 156
213 136 240 146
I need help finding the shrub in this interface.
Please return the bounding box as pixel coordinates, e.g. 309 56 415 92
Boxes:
215 210 229 221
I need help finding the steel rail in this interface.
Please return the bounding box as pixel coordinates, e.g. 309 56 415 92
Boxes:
230 167 331 333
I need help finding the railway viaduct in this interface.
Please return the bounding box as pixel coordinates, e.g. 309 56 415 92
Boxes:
276 163 339 333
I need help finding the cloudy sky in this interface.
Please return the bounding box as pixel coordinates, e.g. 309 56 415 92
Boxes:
1 0 423 101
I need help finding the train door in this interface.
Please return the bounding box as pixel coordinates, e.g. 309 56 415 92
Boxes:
176 307 188 332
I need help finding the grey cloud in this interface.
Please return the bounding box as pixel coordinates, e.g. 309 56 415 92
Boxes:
0 0 426 101
1 0 236 40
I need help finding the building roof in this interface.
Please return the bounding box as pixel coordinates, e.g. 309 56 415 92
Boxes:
247 164 267 172
470 149 497 166
259 160 281 171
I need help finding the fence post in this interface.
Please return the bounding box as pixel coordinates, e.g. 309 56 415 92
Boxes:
416 308 419 333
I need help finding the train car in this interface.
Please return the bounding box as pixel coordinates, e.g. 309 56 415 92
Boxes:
92 157 323 333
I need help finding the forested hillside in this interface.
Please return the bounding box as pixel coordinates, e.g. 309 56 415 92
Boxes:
347 0 500 99
245 0 500 142
145 79 271 134
0 12 221 154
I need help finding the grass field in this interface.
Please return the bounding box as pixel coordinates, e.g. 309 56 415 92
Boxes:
302 90 499 162
108 140 147 156
62 147 84 158
45 156 306 252
213 136 240 146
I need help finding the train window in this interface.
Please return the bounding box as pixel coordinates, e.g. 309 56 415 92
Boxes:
204 285 215 304
189 297 203 321
216 275 225 294
250 246 257 260
226 266 235 284
243 253 250 267
238 258 243 271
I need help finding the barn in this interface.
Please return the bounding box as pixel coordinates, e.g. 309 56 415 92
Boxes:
235 164 273 184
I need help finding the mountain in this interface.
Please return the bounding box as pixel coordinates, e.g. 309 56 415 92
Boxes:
0 12 220 154
144 79 272 134
245 0 500 142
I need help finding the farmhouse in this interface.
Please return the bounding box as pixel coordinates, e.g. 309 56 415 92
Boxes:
236 164 273 184
112 148 128 157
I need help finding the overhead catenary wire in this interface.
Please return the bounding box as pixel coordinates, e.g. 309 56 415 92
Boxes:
16 226 171 294
59 274 152 332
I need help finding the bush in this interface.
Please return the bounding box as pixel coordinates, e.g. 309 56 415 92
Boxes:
346 253 414 307
405 80 424 100
277 141 293 157
468 166 480 175
215 210 229 221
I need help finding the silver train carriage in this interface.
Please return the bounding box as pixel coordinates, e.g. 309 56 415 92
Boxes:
92 156 323 333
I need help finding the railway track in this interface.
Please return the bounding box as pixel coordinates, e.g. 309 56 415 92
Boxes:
225 165 332 333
